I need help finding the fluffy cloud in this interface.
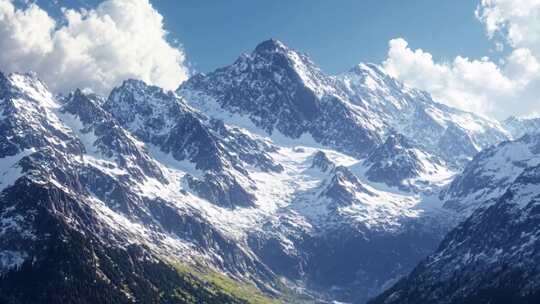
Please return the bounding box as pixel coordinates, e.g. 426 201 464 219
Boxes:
382 1 540 119
0 0 188 95
383 38 539 118
476 0 540 56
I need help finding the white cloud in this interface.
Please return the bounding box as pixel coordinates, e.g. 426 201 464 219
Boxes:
476 0 540 56
0 0 188 95
382 38 539 118
382 1 540 119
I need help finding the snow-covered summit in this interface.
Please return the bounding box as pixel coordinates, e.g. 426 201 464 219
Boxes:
336 62 509 166
179 39 382 158
180 40 509 167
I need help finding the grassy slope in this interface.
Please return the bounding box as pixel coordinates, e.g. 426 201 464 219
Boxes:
171 262 282 304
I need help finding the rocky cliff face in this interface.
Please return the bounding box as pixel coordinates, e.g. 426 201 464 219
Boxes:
371 162 540 304
0 72 276 303
442 134 540 216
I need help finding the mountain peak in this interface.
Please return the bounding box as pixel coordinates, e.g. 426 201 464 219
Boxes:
339 62 406 95
254 38 288 54
117 78 154 91
7 71 45 89
0 72 59 111
108 78 175 105
112 78 177 97
349 62 385 75
67 87 105 106
250 38 317 72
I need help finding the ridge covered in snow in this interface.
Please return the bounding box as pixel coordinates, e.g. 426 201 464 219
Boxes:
371 154 540 304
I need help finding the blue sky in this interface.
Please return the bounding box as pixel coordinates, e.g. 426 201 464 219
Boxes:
43 0 494 74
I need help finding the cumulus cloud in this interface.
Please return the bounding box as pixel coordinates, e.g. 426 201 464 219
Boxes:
382 1 540 119
476 0 540 56
383 38 539 118
0 0 188 95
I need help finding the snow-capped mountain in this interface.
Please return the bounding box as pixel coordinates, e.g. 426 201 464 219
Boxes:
179 39 383 159
442 134 540 216
360 133 453 192
180 40 509 168
371 131 540 303
104 79 283 209
0 39 533 304
0 71 276 303
371 155 540 304
174 40 515 301
335 63 509 166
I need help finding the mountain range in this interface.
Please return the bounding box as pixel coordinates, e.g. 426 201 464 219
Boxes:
1 39 539 304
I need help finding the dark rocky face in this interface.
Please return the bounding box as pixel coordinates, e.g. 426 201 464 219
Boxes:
179 40 383 158
371 158 540 304
364 135 424 187
103 78 283 209
0 72 277 302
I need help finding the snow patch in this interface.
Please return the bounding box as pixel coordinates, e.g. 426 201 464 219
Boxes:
0 149 35 191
